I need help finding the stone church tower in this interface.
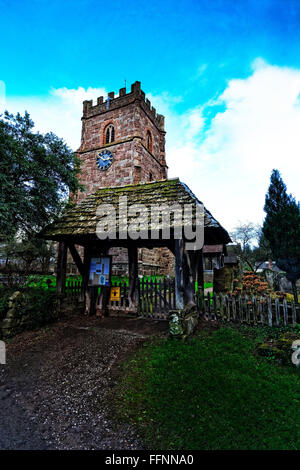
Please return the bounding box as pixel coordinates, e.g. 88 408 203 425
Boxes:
74 81 174 276
76 81 167 198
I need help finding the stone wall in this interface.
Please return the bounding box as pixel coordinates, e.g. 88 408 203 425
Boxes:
0 290 83 339
108 246 174 277
67 80 174 277
66 245 175 277
75 80 167 202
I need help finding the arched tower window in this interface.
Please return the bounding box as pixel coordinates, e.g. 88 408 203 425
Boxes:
105 124 115 144
146 130 152 152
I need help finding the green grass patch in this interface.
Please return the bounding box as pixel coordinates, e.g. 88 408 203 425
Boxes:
196 281 213 291
25 274 170 290
25 275 213 290
114 326 300 450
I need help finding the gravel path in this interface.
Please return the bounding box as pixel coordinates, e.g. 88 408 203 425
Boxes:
0 315 168 450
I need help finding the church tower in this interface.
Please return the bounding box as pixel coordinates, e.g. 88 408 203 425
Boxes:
73 81 173 277
76 81 167 201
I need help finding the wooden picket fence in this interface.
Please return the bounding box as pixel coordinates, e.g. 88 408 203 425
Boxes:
65 279 82 299
64 278 300 325
196 291 300 326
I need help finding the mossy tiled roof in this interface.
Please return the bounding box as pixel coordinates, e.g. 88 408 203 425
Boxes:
39 178 231 243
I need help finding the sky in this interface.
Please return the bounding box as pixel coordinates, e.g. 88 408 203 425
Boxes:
1 0 300 232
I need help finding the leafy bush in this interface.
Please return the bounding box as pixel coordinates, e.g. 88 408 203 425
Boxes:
13 288 57 327
0 286 15 320
26 274 56 289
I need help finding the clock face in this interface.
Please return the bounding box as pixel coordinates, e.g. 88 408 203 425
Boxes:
97 150 114 171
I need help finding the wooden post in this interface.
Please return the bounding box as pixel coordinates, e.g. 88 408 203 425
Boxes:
283 298 288 325
275 297 280 326
82 246 91 315
291 301 297 325
197 249 204 293
128 244 138 309
174 239 184 310
267 295 273 326
174 239 199 309
183 249 197 306
291 280 298 305
56 241 67 295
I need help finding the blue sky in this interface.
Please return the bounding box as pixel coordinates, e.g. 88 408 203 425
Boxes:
1 0 300 231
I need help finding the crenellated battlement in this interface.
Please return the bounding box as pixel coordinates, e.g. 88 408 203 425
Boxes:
82 81 165 131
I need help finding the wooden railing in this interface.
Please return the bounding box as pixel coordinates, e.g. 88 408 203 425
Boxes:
196 291 300 326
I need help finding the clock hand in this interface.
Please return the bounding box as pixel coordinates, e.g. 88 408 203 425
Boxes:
99 155 112 162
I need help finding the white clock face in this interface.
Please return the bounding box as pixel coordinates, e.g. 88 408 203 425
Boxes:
97 150 114 171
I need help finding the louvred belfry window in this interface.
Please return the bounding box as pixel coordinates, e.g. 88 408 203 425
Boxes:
105 124 115 144
146 130 152 152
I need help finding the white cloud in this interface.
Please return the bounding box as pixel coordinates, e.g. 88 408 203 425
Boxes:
1 85 107 150
2 61 300 232
197 64 207 76
147 93 206 183
150 60 300 231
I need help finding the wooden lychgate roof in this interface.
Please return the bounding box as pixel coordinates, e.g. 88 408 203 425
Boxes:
39 178 231 245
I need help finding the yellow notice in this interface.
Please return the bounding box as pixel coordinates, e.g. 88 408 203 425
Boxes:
110 287 121 301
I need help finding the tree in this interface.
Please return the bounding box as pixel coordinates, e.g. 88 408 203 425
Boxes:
230 223 272 272
231 222 258 252
262 169 300 303
250 230 272 270
0 111 82 240
0 236 56 273
230 222 260 271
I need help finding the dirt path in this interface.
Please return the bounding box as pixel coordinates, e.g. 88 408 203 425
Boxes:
0 315 168 450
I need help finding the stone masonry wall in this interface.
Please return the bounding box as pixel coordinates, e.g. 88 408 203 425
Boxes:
69 81 172 276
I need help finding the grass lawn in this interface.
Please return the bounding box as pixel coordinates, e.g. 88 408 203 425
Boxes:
114 325 300 450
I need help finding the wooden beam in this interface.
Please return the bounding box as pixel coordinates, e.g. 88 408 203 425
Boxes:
56 241 67 295
67 243 84 276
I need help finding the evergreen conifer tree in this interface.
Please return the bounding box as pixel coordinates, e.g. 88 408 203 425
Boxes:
263 169 300 302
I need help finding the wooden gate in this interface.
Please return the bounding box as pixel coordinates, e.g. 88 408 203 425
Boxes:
138 278 176 319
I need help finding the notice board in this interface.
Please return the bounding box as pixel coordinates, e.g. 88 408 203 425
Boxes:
88 256 111 286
